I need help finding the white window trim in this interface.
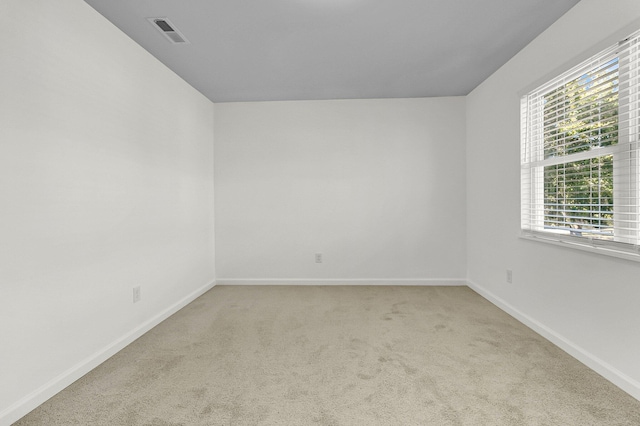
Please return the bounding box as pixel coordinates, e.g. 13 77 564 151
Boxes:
519 232 640 262
520 29 640 261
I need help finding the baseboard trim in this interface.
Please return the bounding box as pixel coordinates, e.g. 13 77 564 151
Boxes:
467 280 640 401
215 278 467 286
0 280 216 426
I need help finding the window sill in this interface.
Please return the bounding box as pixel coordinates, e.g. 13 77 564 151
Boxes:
519 233 640 263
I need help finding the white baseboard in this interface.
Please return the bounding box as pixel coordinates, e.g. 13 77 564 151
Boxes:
0 280 216 426
467 280 640 401
215 278 467 286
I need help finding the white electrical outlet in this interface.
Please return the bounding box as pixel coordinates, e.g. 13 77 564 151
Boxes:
133 286 141 303
315 253 323 263
506 270 513 284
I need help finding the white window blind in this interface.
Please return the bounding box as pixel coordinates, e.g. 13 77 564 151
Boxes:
521 28 640 257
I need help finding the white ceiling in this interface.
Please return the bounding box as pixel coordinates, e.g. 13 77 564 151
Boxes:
84 0 580 103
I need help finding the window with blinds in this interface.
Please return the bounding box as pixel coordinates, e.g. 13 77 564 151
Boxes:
521 28 640 257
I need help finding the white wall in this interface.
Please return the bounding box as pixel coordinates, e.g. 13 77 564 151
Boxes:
0 1 215 423
214 98 466 284
466 0 640 399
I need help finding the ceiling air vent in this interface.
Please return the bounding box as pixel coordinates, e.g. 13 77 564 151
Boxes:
148 18 190 44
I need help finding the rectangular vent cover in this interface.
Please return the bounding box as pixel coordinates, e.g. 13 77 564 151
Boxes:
148 18 190 44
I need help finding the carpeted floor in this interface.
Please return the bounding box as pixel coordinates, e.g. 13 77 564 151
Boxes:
15 285 640 425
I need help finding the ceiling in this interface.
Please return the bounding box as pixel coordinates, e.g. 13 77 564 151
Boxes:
84 0 580 103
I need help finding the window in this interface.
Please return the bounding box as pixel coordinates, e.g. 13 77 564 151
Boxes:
521 29 640 257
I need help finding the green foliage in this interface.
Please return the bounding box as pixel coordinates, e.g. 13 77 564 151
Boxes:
542 59 618 236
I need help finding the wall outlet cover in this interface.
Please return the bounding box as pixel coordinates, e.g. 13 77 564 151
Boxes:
133 286 141 303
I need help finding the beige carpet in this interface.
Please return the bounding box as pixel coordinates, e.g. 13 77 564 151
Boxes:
15 285 640 425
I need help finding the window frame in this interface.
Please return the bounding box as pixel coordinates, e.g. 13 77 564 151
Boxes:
520 29 640 261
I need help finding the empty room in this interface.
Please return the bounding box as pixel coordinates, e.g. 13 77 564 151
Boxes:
2 0 640 424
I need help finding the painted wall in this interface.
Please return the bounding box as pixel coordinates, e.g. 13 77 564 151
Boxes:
466 0 640 399
214 98 466 284
0 1 215 422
